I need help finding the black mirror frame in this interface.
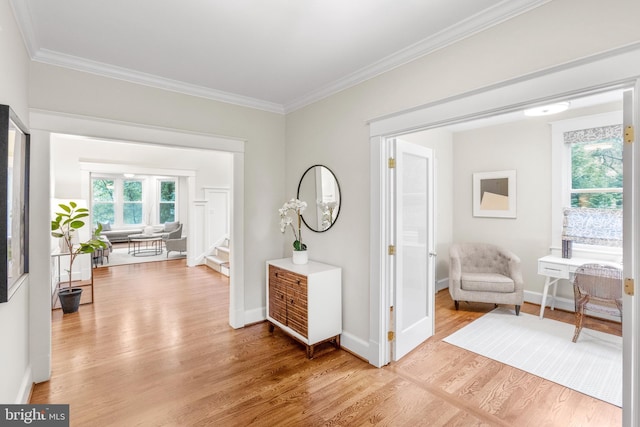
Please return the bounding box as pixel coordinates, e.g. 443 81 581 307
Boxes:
297 164 341 233
0 105 30 303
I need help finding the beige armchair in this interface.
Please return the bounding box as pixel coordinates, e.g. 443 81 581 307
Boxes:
449 242 524 315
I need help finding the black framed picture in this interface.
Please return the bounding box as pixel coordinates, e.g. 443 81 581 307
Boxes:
0 105 30 303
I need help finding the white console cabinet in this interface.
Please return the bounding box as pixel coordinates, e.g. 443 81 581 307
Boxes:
266 258 342 358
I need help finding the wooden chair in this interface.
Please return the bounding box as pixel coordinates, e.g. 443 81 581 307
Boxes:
572 263 623 343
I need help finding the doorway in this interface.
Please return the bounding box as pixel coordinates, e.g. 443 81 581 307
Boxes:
369 47 640 424
31 110 246 333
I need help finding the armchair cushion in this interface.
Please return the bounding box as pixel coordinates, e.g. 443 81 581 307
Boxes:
461 273 515 293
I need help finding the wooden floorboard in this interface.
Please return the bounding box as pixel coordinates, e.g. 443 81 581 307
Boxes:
31 260 622 426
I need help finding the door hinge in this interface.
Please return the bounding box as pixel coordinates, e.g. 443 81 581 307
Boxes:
388 158 396 168
388 245 396 255
624 125 635 144
387 331 395 341
625 278 635 296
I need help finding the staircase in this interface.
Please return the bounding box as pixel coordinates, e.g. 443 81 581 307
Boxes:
205 238 230 276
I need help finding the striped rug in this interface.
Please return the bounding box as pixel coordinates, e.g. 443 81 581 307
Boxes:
443 307 622 407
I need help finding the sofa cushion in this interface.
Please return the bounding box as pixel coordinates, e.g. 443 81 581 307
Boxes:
99 221 112 231
461 272 515 293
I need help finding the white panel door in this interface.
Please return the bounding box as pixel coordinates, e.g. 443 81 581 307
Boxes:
203 188 229 247
393 140 435 361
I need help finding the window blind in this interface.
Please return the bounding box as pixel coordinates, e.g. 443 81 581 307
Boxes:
562 207 622 247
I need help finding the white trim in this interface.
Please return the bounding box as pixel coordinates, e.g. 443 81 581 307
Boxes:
524 290 622 323
340 331 371 361
368 136 387 367
622 85 639 427
368 44 640 424
80 161 196 178
30 109 245 153
369 42 640 136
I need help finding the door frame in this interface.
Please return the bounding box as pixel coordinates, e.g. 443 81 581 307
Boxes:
369 43 640 425
29 110 246 382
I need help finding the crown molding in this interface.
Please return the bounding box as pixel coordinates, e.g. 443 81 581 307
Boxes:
9 0 39 57
32 49 285 114
283 0 551 113
11 0 549 116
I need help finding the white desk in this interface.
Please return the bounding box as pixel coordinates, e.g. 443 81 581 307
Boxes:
537 255 622 319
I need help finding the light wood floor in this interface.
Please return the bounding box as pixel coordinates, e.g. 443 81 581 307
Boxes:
31 260 622 426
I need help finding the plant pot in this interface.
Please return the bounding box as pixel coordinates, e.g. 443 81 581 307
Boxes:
58 288 83 314
292 250 308 265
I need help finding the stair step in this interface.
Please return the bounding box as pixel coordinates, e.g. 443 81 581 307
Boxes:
216 245 230 254
206 255 228 266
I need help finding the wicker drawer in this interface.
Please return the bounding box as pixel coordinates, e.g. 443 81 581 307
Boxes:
266 259 342 356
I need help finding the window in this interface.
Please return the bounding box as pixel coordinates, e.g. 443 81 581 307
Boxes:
159 180 176 223
123 180 143 224
551 111 623 252
91 175 178 227
92 178 115 224
567 124 622 209
92 177 145 226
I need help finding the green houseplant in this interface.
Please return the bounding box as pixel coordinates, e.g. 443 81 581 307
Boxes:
51 201 107 314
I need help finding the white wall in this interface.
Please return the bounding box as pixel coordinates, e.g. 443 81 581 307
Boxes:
285 0 640 354
0 0 34 404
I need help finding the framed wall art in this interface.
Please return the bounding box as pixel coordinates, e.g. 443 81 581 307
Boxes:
473 170 516 218
0 105 30 303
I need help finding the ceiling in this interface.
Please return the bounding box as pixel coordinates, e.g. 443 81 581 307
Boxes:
10 0 549 114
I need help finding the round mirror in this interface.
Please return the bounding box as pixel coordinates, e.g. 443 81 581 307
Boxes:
297 165 341 232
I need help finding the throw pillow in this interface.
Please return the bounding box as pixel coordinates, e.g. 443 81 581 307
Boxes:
99 221 111 231
164 221 179 232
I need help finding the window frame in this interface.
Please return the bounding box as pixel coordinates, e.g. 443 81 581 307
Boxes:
551 110 623 256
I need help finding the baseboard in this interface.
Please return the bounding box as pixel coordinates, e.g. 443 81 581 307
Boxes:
436 278 449 292
17 366 33 404
338 331 369 363
244 307 266 326
524 290 621 322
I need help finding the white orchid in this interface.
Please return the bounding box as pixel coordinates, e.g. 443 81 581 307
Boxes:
279 198 307 251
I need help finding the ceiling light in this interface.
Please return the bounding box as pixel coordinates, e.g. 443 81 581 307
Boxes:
524 102 570 117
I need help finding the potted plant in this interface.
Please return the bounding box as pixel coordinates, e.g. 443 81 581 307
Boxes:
279 198 308 264
51 201 107 314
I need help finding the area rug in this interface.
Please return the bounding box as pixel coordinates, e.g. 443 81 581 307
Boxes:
97 247 186 267
443 307 622 407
